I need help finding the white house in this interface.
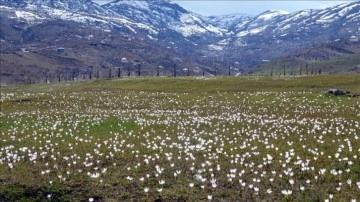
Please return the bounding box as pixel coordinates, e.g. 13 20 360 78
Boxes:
350 36 359 43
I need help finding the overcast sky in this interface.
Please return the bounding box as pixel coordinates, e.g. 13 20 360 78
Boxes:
94 1 352 16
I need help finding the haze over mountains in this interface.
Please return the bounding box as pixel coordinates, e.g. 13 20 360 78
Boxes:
0 0 359 84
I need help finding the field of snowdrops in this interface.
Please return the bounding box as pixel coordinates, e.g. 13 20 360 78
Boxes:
1 75 359 201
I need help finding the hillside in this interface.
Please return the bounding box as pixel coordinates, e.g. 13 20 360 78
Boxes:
254 40 360 75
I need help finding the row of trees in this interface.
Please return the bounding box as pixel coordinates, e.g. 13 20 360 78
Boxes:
20 61 330 85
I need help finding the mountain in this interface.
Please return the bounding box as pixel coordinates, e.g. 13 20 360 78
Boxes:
0 0 114 15
102 0 226 40
206 2 360 66
206 13 253 31
0 0 359 85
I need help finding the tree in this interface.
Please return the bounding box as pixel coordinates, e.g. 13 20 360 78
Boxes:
117 68 121 78
173 58 182 77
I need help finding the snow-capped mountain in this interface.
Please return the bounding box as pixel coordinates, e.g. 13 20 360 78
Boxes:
206 13 253 30
0 0 359 84
0 0 113 15
102 0 226 38
0 0 160 36
206 1 359 66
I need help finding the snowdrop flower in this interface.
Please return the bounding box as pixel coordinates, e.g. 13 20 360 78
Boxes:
207 195 212 200
157 188 162 193
189 183 194 188
144 187 149 193
89 198 94 202
159 180 165 185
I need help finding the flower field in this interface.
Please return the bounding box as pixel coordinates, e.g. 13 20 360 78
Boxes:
1 75 359 201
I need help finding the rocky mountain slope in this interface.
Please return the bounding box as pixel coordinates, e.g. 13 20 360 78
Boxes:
0 0 359 85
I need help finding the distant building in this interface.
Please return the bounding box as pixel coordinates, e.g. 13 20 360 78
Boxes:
350 36 359 43
57 47 65 54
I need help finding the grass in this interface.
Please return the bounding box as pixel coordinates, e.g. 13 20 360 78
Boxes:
0 74 359 201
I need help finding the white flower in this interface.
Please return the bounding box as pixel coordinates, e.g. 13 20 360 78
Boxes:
207 195 213 200
281 189 292 195
266 189 272 194
144 187 149 193
90 173 100 178
157 188 163 193
189 183 194 188
89 198 94 202
159 180 165 185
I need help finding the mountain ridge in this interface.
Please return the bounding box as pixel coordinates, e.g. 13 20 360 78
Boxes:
0 0 359 85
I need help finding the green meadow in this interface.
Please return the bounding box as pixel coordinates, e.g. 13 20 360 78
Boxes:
1 75 359 201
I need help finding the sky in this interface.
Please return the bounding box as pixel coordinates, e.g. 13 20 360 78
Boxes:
93 0 353 16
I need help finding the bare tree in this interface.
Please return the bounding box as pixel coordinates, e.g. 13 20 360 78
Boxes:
173 57 182 77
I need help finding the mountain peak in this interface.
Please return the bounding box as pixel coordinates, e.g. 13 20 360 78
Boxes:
256 10 289 20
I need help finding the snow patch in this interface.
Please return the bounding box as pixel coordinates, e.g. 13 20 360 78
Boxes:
236 26 267 37
257 10 289 21
208 44 223 51
15 10 45 21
